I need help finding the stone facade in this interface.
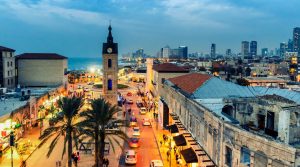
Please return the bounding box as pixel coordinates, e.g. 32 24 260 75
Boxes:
160 82 300 167
0 49 16 89
17 59 67 87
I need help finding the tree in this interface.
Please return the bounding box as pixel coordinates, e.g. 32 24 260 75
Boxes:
46 103 57 118
39 96 84 167
78 98 127 167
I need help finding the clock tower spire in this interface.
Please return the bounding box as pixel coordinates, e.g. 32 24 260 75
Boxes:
102 24 118 105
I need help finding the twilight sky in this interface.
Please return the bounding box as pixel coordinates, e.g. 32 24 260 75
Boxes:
0 0 299 57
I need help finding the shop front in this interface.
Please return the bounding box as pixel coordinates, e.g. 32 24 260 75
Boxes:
0 119 22 156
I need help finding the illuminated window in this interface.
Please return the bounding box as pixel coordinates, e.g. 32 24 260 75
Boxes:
108 79 112 90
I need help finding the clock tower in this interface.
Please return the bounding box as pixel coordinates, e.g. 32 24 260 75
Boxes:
102 24 118 105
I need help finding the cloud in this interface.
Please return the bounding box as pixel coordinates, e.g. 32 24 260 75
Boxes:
159 0 267 28
0 0 108 27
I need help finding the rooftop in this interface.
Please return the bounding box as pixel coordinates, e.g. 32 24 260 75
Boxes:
0 46 15 52
0 98 27 121
168 73 211 94
17 53 67 60
153 63 189 73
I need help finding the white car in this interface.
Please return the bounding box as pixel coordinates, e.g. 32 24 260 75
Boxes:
125 150 137 165
132 127 140 136
150 160 163 167
140 107 147 115
143 118 151 126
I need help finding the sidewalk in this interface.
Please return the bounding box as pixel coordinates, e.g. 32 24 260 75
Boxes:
151 119 182 167
0 126 41 167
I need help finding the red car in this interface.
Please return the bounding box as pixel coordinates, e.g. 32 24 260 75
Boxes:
127 92 133 96
129 137 140 148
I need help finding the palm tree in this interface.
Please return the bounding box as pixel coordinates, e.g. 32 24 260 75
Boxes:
46 103 57 118
78 98 127 167
39 96 84 167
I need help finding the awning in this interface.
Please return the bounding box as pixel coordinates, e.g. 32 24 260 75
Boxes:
181 147 198 163
173 134 187 146
168 124 179 133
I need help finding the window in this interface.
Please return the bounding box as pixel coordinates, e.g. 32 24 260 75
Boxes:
225 146 232 167
108 79 112 90
10 61 13 66
240 147 250 166
161 78 165 84
7 79 10 85
7 62 9 67
7 71 9 76
108 59 112 68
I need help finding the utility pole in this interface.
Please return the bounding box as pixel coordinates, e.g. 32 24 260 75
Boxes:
10 131 15 167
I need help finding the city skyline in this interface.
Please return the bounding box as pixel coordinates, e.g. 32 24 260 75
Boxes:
0 0 299 57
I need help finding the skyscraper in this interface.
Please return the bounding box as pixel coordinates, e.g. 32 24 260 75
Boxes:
293 27 300 53
161 45 171 59
280 42 287 57
261 48 268 57
226 49 231 57
250 41 257 58
178 46 188 59
287 39 293 52
211 43 216 59
241 41 249 59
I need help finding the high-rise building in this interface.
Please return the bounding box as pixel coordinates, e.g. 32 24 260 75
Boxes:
287 39 293 52
293 27 300 53
226 49 231 57
250 41 257 58
211 43 216 59
178 46 188 59
261 48 268 57
241 41 249 59
161 45 171 59
280 42 287 58
102 24 118 105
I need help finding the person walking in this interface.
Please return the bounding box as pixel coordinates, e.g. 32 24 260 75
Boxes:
166 150 170 161
74 155 78 167
106 158 110 166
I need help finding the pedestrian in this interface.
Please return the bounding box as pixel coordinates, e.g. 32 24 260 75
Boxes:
123 111 126 117
74 155 78 166
77 151 80 161
166 150 170 161
106 159 110 166
160 140 163 147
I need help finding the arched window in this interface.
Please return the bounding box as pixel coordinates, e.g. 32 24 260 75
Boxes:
108 79 112 90
108 59 112 68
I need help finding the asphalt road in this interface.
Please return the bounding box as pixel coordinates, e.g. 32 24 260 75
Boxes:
118 89 161 167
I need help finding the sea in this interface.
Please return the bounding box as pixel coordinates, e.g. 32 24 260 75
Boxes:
68 57 102 71
68 57 131 71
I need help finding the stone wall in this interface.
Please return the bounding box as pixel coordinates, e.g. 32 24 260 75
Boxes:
161 82 299 167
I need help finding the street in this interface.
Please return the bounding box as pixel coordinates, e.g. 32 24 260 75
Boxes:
118 89 161 167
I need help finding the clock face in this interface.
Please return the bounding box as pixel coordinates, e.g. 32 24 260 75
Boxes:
107 48 113 53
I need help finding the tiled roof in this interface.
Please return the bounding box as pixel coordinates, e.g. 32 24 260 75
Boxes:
168 73 211 94
153 63 189 73
0 46 15 52
17 53 67 59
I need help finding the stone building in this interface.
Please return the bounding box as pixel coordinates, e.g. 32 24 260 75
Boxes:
159 73 300 167
145 60 189 98
0 46 16 89
16 53 68 87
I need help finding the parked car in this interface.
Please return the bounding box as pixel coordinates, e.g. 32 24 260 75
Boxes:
143 118 151 126
150 160 163 167
129 137 140 148
83 87 90 92
127 92 133 96
125 150 137 165
136 100 142 107
139 107 147 115
132 127 140 136
127 99 134 104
